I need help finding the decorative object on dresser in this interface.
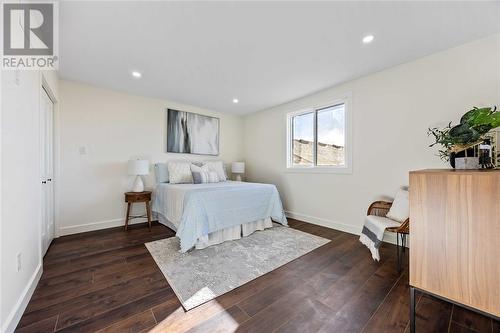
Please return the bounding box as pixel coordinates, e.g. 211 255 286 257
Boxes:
124 191 152 230
128 159 149 192
409 169 499 333
166 109 219 155
231 161 245 181
486 129 500 167
454 156 479 170
427 106 499 168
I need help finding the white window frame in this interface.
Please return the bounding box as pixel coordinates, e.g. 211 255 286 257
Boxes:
286 94 352 174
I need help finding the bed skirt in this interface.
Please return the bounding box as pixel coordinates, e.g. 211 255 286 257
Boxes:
155 213 274 250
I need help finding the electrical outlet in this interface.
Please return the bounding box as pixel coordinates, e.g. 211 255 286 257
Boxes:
17 253 22 272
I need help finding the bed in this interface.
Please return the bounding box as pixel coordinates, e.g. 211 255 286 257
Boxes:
152 179 288 252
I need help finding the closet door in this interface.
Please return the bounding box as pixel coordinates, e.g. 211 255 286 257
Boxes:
41 87 55 255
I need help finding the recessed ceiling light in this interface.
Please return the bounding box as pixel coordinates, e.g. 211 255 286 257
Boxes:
362 34 375 44
232 98 239 104
131 71 142 78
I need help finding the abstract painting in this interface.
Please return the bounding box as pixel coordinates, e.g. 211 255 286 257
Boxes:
166 109 219 155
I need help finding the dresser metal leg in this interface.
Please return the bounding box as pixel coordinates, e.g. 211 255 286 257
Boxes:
396 232 400 273
410 286 416 333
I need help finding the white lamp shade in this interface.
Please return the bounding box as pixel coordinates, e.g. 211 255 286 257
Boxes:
128 159 149 175
231 162 245 174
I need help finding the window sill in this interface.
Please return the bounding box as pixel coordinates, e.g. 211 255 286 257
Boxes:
285 166 352 174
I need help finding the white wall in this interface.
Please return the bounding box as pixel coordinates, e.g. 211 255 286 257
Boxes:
58 80 244 235
243 34 500 235
1 70 59 333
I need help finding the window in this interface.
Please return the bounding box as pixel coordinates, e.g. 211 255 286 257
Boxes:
287 98 351 172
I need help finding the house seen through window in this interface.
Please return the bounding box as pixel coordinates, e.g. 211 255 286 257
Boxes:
289 102 347 168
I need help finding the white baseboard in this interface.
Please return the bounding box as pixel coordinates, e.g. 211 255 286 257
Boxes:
58 217 149 236
285 210 360 235
58 212 405 247
285 210 406 247
2 263 42 333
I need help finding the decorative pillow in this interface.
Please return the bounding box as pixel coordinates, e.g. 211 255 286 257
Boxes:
386 189 409 223
191 164 219 184
168 162 193 184
203 161 227 181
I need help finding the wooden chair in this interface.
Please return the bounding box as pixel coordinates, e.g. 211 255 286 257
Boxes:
367 201 410 272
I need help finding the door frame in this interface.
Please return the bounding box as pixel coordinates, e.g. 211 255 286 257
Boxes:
40 75 59 253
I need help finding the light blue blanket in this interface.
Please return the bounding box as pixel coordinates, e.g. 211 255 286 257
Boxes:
175 182 287 252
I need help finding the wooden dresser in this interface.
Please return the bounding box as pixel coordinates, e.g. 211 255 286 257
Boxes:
409 169 499 331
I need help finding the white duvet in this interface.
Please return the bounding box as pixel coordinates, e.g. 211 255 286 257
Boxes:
152 180 287 252
152 181 254 229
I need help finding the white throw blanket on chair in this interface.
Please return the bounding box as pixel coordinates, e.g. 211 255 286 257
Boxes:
359 215 400 261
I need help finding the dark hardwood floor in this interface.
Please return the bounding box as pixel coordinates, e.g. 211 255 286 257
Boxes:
16 219 498 333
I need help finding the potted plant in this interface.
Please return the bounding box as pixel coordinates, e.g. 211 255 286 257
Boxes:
428 106 500 168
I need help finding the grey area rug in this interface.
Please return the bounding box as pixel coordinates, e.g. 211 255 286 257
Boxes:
145 225 330 310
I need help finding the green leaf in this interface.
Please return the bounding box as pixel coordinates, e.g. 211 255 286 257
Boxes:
466 108 492 125
460 107 491 124
489 112 500 128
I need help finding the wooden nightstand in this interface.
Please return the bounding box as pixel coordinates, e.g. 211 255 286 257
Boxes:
124 191 152 231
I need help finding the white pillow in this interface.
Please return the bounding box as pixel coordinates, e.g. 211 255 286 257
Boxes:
168 162 193 184
203 161 227 181
154 163 169 183
191 164 209 173
191 164 220 184
386 189 409 223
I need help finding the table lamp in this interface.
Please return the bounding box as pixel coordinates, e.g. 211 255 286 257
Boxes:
231 162 245 181
128 159 149 192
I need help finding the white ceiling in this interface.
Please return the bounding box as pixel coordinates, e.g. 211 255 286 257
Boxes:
59 1 500 115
